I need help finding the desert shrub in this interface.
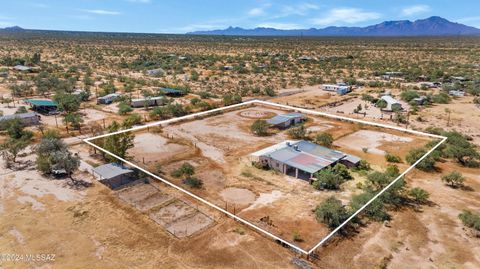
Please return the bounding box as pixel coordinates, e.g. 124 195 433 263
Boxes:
406 148 436 171
315 196 349 229
385 152 402 163
118 102 132 115
313 168 344 190
408 187 430 204
315 132 333 147
400 90 420 102
350 192 389 221
287 125 306 139
183 176 203 188
458 210 480 231
441 171 464 187
250 120 269 136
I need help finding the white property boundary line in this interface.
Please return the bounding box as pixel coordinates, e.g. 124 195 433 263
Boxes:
83 99 447 256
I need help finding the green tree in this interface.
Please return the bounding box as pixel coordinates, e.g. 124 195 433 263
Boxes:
315 196 349 229
350 192 389 221
287 125 306 139
315 132 333 147
313 168 345 190
250 120 269 136
408 187 429 204
441 171 464 187
102 121 135 162
406 148 436 171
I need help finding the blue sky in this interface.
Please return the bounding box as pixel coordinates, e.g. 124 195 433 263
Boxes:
1 0 480 33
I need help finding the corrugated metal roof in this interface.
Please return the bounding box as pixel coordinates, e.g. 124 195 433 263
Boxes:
160 88 184 94
93 163 133 180
343 154 361 164
258 140 346 174
266 112 304 125
24 99 58 107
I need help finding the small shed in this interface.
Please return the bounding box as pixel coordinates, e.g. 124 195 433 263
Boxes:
266 112 305 129
0 112 41 129
380 96 403 111
93 163 134 189
97 93 121 104
24 99 58 114
0 71 8 78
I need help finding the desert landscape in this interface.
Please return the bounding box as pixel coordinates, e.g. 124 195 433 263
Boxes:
1 3 480 268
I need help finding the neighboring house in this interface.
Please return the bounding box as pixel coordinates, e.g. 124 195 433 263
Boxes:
146 68 165 77
380 95 403 111
130 96 166 108
250 140 360 181
97 93 121 104
92 163 134 189
0 71 8 78
0 112 41 129
320 84 351 95
382 71 403 80
266 112 305 129
449 90 465 97
159 88 186 96
24 99 58 114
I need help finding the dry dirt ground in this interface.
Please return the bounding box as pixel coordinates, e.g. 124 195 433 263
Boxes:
1 99 479 268
98 103 433 251
0 154 304 269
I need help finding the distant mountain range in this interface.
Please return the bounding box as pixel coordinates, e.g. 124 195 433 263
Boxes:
0 26 25 32
2 17 480 36
188 17 480 36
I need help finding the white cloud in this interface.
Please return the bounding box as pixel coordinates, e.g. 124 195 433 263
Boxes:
126 0 151 3
248 7 265 16
81 9 122 15
281 3 319 16
257 22 302 30
0 21 15 27
401 5 430 16
311 8 381 26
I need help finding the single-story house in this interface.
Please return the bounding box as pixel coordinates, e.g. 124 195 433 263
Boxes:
130 96 166 108
250 140 360 181
321 84 351 95
380 95 403 111
159 88 185 96
97 93 121 104
146 68 165 77
266 112 305 129
449 90 465 97
92 163 134 189
0 112 41 129
24 99 58 114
